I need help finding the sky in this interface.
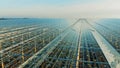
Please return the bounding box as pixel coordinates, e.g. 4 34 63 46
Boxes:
0 0 120 18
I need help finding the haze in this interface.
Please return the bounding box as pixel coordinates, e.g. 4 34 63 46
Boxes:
0 0 120 18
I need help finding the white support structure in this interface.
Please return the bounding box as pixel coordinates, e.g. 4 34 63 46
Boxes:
91 28 120 68
76 23 83 68
18 29 70 68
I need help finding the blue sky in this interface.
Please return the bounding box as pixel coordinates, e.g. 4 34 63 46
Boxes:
0 0 101 7
0 0 120 18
